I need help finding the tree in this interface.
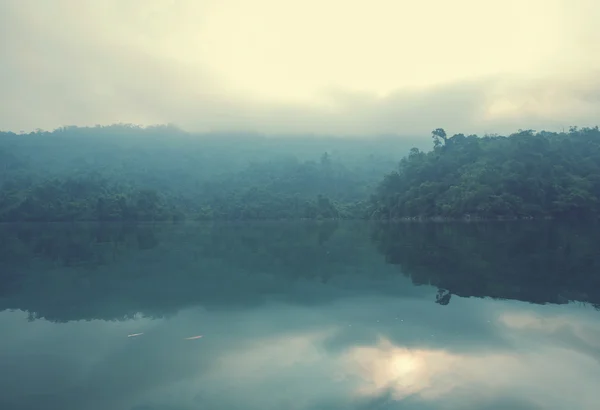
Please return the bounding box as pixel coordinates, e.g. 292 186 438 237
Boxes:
431 128 447 148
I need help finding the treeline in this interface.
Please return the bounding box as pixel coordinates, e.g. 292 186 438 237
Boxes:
0 157 370 222
0 125 410 222
371 127 600 219
3 124 600 221
0 176 182 222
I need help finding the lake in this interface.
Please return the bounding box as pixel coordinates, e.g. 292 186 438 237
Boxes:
1 221 600 410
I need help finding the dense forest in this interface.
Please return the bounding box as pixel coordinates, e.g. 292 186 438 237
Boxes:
371 126 600 219
0 124 419 221
2 124 600 221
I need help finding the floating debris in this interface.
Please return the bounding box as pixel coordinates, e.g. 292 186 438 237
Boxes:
127 333 144 338
184 335 203 340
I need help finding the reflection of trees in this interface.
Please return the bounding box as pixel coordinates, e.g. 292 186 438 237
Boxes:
0 222 383 322
0 223 160 269
192 221 350 280
371 221 600 308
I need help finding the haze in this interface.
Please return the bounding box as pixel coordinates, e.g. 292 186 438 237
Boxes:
2 0 599 135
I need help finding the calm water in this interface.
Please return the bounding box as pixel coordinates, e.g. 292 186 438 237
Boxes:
1 221 600 410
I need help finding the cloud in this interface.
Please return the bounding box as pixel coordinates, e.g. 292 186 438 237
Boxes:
1 0 600 136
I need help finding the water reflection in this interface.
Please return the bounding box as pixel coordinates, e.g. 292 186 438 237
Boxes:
342 308 600 408
1 221 600 409
372 221 600 308
4 299 597 410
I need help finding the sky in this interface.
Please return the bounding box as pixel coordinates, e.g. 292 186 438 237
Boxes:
1 0 600 136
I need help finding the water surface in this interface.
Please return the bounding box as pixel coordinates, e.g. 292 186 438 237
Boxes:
1 221 600 410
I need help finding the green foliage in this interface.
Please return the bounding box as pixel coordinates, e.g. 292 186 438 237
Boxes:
370 127 600 219
4 124 600 221
0 124 417 221
0 176 176 222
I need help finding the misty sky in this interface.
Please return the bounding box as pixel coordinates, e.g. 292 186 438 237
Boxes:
2 0 599 135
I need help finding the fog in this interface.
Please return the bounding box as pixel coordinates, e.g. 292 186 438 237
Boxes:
2 0 600 135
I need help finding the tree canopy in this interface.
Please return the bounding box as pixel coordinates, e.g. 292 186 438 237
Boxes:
370 126 600 220
0 125 416 221
3 124 600 221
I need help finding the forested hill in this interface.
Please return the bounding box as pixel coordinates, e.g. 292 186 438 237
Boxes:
370 127 600 220
2 124 600 221
0 124 422 222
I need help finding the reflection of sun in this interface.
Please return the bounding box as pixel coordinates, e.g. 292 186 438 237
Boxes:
343 338 461 401
390 354 418 379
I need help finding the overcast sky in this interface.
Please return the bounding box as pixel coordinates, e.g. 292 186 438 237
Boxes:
2 0 600 136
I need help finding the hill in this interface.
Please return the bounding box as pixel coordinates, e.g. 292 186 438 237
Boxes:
0 124 422 221
3 124 600 221
370 127 600 219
